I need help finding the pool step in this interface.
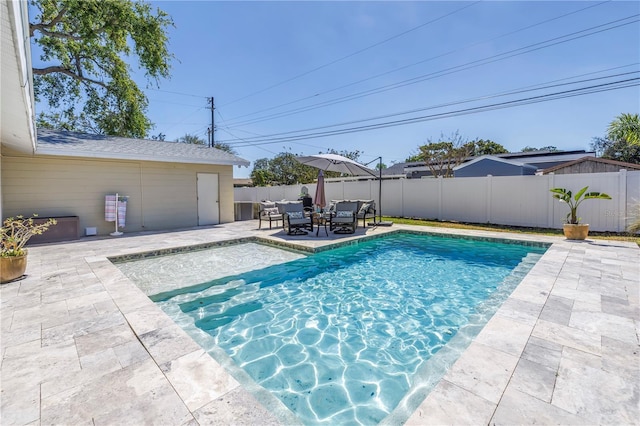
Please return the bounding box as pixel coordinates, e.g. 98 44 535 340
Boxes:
179 287 243 313
500 253 543 288
194 300 263 331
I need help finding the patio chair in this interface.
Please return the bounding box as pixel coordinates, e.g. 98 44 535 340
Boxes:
299 195 313 214
258 201 283 230
355 200 376 227
281 202 313 235
329 201 358 234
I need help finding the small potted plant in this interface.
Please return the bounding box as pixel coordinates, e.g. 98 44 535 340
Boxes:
1 215 57 283
550 186 612 240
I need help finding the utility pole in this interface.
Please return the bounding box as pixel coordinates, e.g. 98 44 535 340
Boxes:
207 97 215 148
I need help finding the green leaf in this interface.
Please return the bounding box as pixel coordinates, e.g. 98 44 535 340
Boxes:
574 186 588 202
584 192 612 200
30 0 174 137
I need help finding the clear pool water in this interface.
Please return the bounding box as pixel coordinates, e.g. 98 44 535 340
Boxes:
148 233 546 425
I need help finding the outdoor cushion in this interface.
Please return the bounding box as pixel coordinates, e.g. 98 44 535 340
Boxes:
278 201 304 213
330 202 358 234
358 203 371 214
288 211 304 219
259 202 284 229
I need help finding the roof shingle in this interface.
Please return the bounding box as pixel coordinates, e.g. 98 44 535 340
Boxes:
35 129 250 167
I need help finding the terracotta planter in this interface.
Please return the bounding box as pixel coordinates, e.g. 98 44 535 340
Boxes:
563 223 590 240
0 252 28 283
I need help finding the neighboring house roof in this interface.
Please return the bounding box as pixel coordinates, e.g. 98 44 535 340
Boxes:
380 162 415 177
496 150 595 169
541 156 640 174
1 0 36 154
496 150 592 160
233 178 253 187
35 129 250 167
400 150 595 176
452 155 537 171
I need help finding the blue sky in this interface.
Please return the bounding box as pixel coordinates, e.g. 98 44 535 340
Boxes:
34 1 640 177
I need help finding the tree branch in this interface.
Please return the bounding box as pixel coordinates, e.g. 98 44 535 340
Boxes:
33 66 108 89
29 7 67 37
31 28 82 41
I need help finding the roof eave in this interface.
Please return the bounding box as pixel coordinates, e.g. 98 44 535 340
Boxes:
34 147 251 167
1 1 37 154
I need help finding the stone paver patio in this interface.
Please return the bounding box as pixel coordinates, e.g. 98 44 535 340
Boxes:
1 221 638 425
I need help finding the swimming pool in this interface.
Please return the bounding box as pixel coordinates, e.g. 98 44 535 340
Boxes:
129 233 546 425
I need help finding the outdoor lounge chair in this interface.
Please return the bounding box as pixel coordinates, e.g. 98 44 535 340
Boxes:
329 201 358 234
327 200 374 228
281 202 313 235
355 200 376 227
258 201 283 230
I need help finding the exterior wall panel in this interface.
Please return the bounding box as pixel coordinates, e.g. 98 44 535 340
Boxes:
235 170 639 232
2 153 235 236
490 176 549 227
552 172 620 231
380 179 401 217
454 160 535 177
325 181 346 202
442 177 487 223
627 171 640 231
217 168 235 224
402 178 439 219
140 163 197 230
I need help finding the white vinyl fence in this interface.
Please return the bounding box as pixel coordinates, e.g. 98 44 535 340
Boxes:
235 170 640 232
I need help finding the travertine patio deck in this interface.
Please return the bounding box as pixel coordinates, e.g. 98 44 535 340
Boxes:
1 221 638 425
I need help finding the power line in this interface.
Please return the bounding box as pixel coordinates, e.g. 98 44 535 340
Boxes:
224 15 639 129
146 88 207 99
218 127 331 156
147 98 205 108
224 78 639 147
147 2 622 141
156 99 208 134
218 111 333 153
225 75 636 143
225 1 611 123
221 70 639 143
220 1 481 107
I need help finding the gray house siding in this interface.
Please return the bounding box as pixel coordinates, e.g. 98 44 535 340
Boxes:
454 158 537 177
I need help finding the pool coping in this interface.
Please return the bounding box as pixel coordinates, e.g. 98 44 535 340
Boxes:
1 221 638 425
122 229 551 424
108 228 552 264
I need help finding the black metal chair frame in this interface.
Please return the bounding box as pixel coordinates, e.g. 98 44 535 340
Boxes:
356 202 376 227
258 203 284 230
329 201 358 234
284 212 313 235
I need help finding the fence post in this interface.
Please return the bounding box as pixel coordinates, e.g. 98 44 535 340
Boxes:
547 173 555 228
486 175 492 224
438 176 443 220
618 169 627 232
400 178 404 218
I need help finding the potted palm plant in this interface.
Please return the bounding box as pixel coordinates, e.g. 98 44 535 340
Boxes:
1 215 57 283
550 186 612 240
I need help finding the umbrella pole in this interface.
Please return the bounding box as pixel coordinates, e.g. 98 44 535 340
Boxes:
367 157 392 227
378 157 382 223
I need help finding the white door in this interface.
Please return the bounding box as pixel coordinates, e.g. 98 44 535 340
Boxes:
197 173 219 225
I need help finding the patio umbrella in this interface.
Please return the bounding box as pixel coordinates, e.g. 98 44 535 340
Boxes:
296 153 390 225
313 169 327 210
295 153 377 177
